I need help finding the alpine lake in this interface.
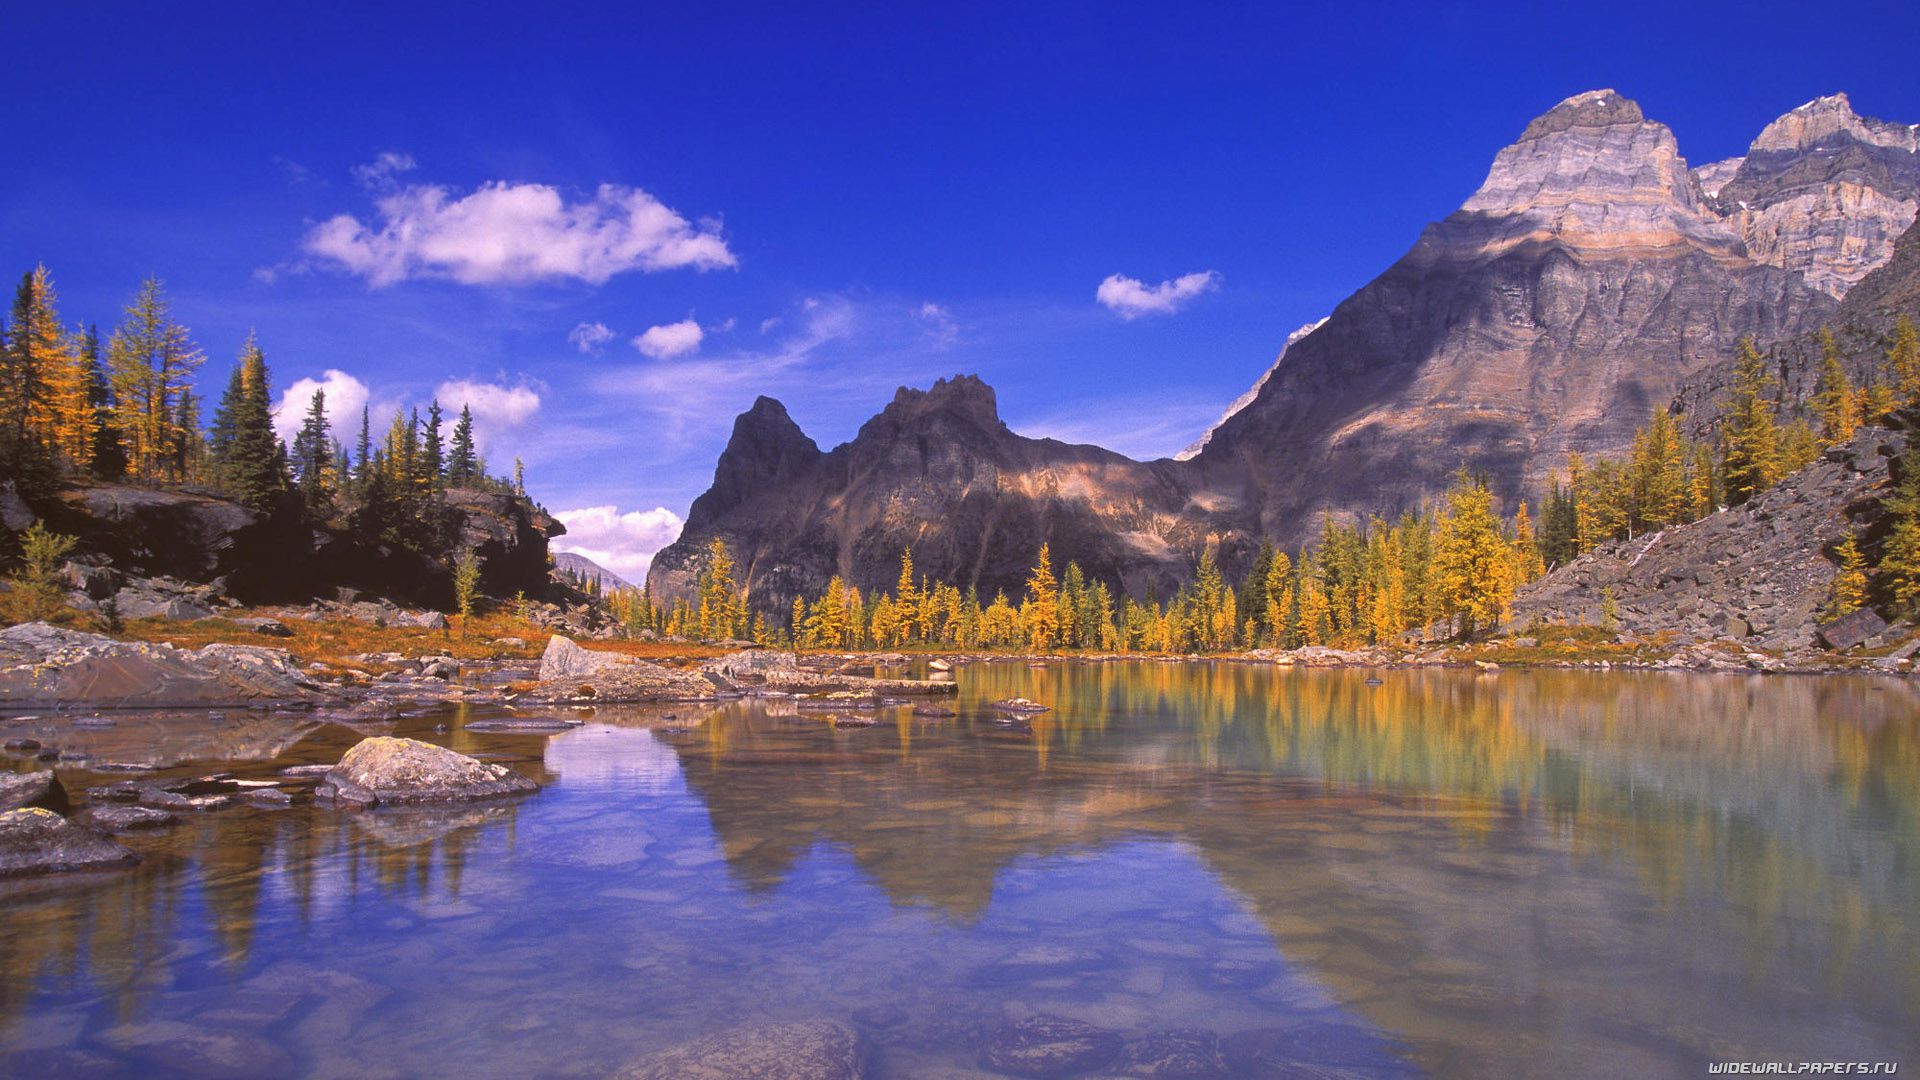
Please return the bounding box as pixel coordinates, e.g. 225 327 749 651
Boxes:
2 660 1917 1078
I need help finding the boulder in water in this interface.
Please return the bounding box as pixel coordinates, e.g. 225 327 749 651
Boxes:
0 807 138 876
315 736 537 807
0 769 68 814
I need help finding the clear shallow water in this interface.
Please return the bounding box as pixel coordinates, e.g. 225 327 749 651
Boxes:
1 661 1918 1078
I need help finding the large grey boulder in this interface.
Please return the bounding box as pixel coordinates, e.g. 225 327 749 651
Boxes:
0 807 138 876
0 622 324 708
614 1020 865 1080
315 736 537 807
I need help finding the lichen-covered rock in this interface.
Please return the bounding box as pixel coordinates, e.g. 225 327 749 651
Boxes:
0 807 138 876
316 737 537 807
613 1020 865 1080
0 769 68 814
0 623 326 707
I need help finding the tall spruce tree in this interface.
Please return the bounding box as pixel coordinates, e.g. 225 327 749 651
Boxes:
210 333 287 513
423 400 446 488
291 388 332 512
447 404 477 486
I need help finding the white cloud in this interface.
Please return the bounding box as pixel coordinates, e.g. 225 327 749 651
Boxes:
568 321 615 355
435 379 542 451
304 180 736 286
272 369 370 445
632 318 704 359
917 301 958 345
351 150 417 190
1096 270 1222 319
551 505 685 583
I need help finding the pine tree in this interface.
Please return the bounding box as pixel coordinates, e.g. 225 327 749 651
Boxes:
1880 442 1920 612
1 267 85 485
1827 532 1868 617
1431 471 1516 638
423 400 446 488
79 325 123 479
292 388 332 512
447 405 477 486
1812 327 1858 444
1510 500 1544 582
1022 543 1060 651
210 333 287 513
107 278 203 483
1720 337 1781 507
1890 314 1920 407
355 405 373 494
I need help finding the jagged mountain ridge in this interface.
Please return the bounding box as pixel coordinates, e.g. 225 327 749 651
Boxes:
652 90 1917 607
647 377 1210 611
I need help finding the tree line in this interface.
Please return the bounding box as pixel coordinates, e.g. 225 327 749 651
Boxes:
0 265 529 564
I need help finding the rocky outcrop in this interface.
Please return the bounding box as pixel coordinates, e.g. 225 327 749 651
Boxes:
23 481 562 611
1511 427 1903 648
0 622 327 708
1711 94 1919 298
0 807 138 876
613 1020 866 1080
648 377 1208 608
314 736 538 807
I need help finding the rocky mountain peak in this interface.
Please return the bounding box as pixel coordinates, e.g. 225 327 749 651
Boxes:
1416 89 1741 264
1518 89 1644 140
880 374 1002 431
1711 93 1918 297
683 395 823 529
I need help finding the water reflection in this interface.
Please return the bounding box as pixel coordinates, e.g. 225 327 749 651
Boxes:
0 662 1915 1077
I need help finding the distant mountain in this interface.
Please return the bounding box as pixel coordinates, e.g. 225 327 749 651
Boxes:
647 380 1203 611
652 90 1919 606
554 551 634 593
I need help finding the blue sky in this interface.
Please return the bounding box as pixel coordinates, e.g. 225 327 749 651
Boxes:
5 2 1918 580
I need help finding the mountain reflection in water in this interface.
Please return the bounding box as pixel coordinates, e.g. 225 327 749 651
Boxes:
1 661 1917 1078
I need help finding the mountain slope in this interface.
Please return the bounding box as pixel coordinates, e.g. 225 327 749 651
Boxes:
1189 90 1835 544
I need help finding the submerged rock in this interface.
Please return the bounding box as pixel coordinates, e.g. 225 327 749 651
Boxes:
1115 1029 1231 1078
0 807 138 876
982 1015 1122 1078
95 1019 293 1080
315 736 537 807
0 769 69 814
614 1019 866 1080
82 804 178 833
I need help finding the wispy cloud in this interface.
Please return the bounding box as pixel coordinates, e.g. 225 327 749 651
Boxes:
918 302 958 346
303 176 736 287
1096 270 1222 319
632 318 704 359
351 150 417 191
551 505 685 582
568 321 615 354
